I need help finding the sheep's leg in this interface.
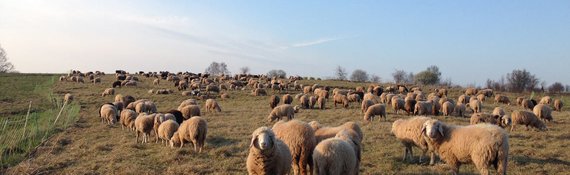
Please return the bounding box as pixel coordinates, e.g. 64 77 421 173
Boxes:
429 152 436 165
136 131 139 143
408 147 414 162
402 148 408 162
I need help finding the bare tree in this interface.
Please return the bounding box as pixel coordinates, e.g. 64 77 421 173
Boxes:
334 65 348 81
205 61 230 75
350 69 369 82
506 69 539 92
414 65 441 85
370 74 381 83
239 66 250 74
548 82 565 93
406 72 415 84
392 69 406 84
0 45 15 73
267 69 286 78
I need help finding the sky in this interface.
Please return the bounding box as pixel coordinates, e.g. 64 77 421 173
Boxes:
0 0 569 86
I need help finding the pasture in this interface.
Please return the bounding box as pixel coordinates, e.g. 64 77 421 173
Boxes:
2 73 570 174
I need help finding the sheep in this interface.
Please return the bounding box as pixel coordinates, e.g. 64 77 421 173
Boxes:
157 120 179 146
178 98 198 108
135 113 155 143
554 99 563 112
464 87 478 96
510 110 547 131
99 104 118 125
404 97 417 116
268 104 296 122
63 93 73 104
299 94 310 109
361 99 375 114
132 100 157 114
101 88 115 97
470 113 502 126
252 88 267 96
392 98 405 114
247 127 292 175
539 96 552 105
153 78 160 85
458 95 470 104
469 99 482 113
533 104 553 122
488 106 503 116
477 94 486 102
272 120 316 175
270 95 281 109
347 93 361 103
312 132 358 175
205 84 220 95
153 113 176 143
308 121 363 145
120 109 137 130
317 90 329 100
364 103 387 122
112 80 122 88
494 95 511 105
414 101 433 116
181 91 192 96
303 86 312 94
421 119 509 175
283 94 293 104
170 116 208 152
522 99 535 110
180 105 201 119
391 116 435 164
363 92 378 103
316 96 325 110
309 96 317 109
333 94 349 108
204 99 222 113
454 103 466 117
431 99 441 116
442 101 454 116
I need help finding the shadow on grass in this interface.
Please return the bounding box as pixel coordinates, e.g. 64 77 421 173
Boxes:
513 155 570 166
207 136 239 147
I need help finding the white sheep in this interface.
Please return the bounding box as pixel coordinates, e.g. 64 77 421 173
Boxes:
554 99 563 112
364 103 386 122
101 88 115 97
246 127 292 175
308 121 363 163
170 116 208 152
533 104 553 122
157 120 179 146
135 113 155 143
422 119 509 175
272 120 316 175
180 105 201 119
268 104 296 122
510 110 547 132
99 103 118 125
120 109 137 130
391 116 435 164
205 99 222 113
441 101 454 116
312 130 358 175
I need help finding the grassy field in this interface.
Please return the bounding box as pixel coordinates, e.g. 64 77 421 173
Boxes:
2 74 570 174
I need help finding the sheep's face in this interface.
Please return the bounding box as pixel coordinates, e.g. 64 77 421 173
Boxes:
422 120 444 140
255 132 274 150
501 115 512 128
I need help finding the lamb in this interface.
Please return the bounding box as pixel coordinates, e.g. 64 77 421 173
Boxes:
392 98 405 114
135 113 155 143
554 99 563 112
510 110 547 131
63 93 74 104
421 119 509 175
157 120 179 146
170 116 208 152
469 99 482 113
404 97 417 116
101 88 115 97
533 104 553 122
312 131 358 175
364 103 387 122
454 103 467 117
361 99 375 114
391 116 435 164
316 96 325 110
247 127 292 175
180 105 201 119
494 95 511 105
442 101 454 116
205 99 222 113
282 94 293 104
99 103 118 125
268 104 296 122
309 96 317 109
269 95 281 109
272 120 316 175
333 94 349 108
539 96 552 105
120 109 137 130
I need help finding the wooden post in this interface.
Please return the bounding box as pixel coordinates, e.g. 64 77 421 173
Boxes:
22 101 32 138
53 102 67 125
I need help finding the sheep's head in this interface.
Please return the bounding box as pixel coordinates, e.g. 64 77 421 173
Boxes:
169 132 181 148
250 127 275 151
422 119 444 140
308 121 321 131
500 115 512 128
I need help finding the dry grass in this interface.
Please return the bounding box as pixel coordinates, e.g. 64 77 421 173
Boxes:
3 74 570 174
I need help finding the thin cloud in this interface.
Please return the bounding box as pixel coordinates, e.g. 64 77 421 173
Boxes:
291 37 343 48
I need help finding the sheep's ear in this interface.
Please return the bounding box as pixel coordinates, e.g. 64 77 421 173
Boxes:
437 123 444 137
421 125 426 135
250 136 257 148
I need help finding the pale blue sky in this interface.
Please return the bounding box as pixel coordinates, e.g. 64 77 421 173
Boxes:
0 0 569 86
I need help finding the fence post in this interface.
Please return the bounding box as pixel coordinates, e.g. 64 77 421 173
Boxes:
22 101 32 138
53 102 67 125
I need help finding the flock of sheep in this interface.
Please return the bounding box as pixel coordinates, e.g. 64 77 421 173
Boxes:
58 70 564 175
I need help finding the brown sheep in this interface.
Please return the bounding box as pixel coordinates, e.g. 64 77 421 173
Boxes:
494 95 511 105
510 110 547 131
364 104 387 122
282 94 293 104
522 99 535 110
404 97 417 116
205 99 222 113
333 94 349 108
270 95 281 109
272 120 316 175
554 99 563 112
170 116 208 152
